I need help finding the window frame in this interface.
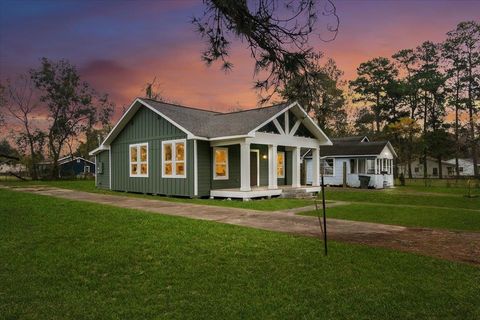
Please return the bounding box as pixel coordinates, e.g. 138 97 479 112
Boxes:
162 139 187 179
84 165 90 173
277 151 285 178
321 158 335 176
129 142 149 178
213 147 229 180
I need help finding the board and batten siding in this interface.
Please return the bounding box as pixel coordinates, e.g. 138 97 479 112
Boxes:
95 150 110 189
211 144 241 189
196 140 212 197
110 107 195 197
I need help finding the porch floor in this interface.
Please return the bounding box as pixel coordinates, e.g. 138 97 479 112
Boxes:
210 185 321 199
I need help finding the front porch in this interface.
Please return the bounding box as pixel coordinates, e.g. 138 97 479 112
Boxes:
210 185 321 200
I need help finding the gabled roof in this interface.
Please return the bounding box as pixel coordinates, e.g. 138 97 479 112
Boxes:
143 98 290 139
318 139 397 158
331 136 369 143
94 98 331 154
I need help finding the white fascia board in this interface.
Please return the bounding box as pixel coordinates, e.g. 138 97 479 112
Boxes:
208 134 253 141
248 102 297 135
290 102 332 145
89 145 110 156
101 98 209 147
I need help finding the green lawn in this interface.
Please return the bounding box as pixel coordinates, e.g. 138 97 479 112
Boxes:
1 188 479 319
325 187 480 210
0 179 314 211
300 203 480 231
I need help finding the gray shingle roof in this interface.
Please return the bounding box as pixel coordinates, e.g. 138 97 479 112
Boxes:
141 98 289 138
320 141 389 157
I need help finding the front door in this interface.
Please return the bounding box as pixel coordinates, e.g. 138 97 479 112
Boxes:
250 151 258 187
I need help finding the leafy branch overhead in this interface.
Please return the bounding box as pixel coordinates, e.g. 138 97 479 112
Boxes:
192 0 339 102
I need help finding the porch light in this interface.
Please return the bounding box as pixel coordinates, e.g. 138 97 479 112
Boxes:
262 154 268 160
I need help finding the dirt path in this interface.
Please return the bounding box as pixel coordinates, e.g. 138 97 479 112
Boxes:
3 185 480 266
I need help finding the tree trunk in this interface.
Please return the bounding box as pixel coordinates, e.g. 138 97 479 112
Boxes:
454 78 460 178
467 50 478 178
423 92 428 178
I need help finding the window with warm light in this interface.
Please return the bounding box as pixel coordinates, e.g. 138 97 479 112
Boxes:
129 143 148 177
162 139 186 178
213 147 228 180
277 151 285 178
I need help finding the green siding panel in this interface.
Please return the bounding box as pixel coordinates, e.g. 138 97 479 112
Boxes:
110 107 194 197
211 144 241 189
285 150 293 186
197 140 212 197
95 150 110 189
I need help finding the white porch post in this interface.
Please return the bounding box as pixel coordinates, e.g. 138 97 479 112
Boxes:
268 144 278 189
312 147 320 187
240 141 251 191
292 146 301 187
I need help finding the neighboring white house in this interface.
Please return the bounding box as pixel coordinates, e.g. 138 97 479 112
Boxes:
397 157 455 178
305 136 397 189
0 163 26 174
445 158 480 177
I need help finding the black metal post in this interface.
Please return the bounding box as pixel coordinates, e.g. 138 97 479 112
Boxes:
321 172 327 256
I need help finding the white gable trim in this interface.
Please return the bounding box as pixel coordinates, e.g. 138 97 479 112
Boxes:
101 98 208 148
248 101 332 145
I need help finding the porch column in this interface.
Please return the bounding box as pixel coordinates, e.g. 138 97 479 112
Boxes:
292 146 301 188
312 147 320 187
240 141 251 191
268 144 278 189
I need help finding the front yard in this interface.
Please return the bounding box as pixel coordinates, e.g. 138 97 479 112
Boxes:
1 188 479 319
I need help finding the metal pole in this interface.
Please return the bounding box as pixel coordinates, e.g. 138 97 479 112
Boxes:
321 172 327 255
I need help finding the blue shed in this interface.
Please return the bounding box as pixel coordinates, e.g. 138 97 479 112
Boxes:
58 156 96 177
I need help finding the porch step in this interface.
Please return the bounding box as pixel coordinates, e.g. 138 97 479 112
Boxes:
280 187 316 199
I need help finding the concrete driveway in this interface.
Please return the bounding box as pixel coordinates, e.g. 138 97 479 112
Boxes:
4 186 480 265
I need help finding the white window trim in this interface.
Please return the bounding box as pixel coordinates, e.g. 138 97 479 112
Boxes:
277 151 285 178
84 165 90 173
129 142 149 178
321 158 335 177
213 147 229 180
162 139 187 179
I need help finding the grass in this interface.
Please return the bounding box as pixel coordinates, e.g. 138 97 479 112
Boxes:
325 187 480 210
395 178 480 195
1 188 479 319
0 179 314 211
300 203 480 232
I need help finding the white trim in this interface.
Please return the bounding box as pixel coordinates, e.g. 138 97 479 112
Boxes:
285 109 290 134
321 157 335 177
292 147 301 187
129 142 149 178
268 144 278 189
240 142 251 192
194 140 198 196
161 139 187 179
89 145 110 156
213 147 229 180
94 155 97 185
209 134 253 141
101 99 208 147
289 119 302 136
59 156 96 166
249 132 320 148
211 188 282 199
84 165 90 173
251 149 260 187
277 151 285 178
272 119 285 135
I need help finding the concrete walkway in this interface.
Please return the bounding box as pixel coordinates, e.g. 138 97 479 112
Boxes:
4 186 480 265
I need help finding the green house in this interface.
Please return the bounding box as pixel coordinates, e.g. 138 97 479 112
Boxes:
90 98 332 199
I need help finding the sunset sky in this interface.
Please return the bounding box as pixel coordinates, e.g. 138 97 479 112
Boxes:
1 0 479 120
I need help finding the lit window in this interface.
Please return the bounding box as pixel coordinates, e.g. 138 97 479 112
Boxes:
277 151 285 178
130 143 148 177
162 139 186 178
213 147 228 180
321 158 334 176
